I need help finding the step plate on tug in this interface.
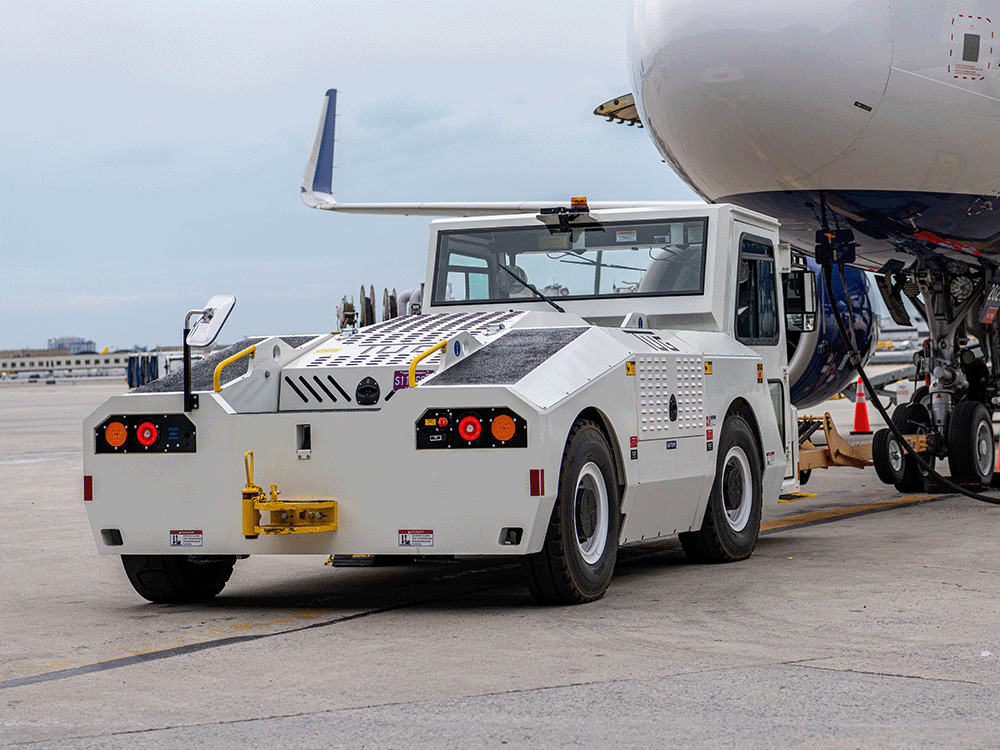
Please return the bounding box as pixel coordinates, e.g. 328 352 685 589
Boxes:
278 311 522 411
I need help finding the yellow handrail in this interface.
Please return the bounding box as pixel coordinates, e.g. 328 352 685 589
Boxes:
408 340 447 388
213 345 256 392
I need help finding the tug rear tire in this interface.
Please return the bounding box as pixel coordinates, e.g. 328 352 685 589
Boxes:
679 415 762 563
525 420 620 604
122 555 236 603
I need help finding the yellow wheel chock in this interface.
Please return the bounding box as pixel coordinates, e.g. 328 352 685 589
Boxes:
242 451 338 538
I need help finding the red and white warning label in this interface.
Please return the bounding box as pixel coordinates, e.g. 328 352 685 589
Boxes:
169 529 203 548
949 15 992 80
398 529 434 548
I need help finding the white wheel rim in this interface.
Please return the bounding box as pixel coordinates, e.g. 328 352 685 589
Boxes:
888 437 904 475
975 419 993 476
574 462 609 565
721 446 752 532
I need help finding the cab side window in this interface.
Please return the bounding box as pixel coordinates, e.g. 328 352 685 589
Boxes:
735 236 778 345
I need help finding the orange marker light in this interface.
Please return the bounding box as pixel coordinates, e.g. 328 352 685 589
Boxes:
105 421 127 448
491 414 516 442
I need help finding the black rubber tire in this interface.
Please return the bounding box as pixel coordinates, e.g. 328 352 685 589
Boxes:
948 400 995 485
525 421 620 604
798 468 811 485
891 403 934 493
872 428 906 486
679 415 762 563
122 555 236 603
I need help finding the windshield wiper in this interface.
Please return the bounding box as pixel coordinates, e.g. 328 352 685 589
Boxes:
499 264 565 313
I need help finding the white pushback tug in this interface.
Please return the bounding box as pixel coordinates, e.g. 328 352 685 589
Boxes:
83 196 817 604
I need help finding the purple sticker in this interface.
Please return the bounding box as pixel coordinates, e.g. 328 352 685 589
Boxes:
393 370 434 391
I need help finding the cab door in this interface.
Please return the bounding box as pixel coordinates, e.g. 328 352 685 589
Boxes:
733 227 793 478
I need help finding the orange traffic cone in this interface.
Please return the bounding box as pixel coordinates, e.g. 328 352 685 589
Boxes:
851 378 872 435
851 377 872 435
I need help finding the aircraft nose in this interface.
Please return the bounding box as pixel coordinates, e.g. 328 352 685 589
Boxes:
629 0 893 199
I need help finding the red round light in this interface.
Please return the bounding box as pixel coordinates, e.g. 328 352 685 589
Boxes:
437 417 449 428
136 421 158 446
458 415 482 442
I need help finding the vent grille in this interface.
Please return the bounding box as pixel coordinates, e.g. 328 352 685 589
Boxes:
674 356 704 430
284 374 353 405
636 354 704 437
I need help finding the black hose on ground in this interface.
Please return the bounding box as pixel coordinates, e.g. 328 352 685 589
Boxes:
822 263 1000 505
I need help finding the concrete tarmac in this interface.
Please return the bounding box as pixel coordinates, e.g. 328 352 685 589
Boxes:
1 379 998 749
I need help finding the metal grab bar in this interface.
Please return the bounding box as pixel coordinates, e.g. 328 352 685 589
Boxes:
213 345 256 392
408 340 446 388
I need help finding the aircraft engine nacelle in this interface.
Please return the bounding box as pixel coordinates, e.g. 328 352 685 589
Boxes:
788 259 876 408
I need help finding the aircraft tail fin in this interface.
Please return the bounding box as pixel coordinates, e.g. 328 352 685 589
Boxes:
301 89 337 208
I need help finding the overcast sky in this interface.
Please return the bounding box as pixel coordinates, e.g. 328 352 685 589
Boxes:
1 0 698 351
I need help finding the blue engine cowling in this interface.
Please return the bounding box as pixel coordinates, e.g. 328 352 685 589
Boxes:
788 258 876 408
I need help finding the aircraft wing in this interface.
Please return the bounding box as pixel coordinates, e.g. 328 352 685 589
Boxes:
301 89 677 216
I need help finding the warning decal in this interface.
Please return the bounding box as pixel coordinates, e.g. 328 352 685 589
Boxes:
980 273 1000 324
399 529 434 548
949 15 992 80
169 530 203 548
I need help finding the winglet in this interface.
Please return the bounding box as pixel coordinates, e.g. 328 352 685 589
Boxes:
301 89 338 208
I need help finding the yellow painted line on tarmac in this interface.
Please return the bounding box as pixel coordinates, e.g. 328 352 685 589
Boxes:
761 495 930 532
778 492 818 503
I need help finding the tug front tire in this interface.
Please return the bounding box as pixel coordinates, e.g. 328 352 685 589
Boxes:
679 415 762 563
122 555 236 603
525 420 620 604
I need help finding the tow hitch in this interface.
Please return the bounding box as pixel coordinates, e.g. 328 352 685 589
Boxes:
241 451 338 538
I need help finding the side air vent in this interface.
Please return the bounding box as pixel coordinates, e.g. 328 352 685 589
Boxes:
285 375 352 405
284 374 355 405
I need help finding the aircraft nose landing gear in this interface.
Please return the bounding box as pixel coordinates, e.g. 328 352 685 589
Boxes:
874 258 999 491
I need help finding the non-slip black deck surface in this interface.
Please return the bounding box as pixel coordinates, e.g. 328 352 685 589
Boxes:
133 335 320 393
429 327 588 386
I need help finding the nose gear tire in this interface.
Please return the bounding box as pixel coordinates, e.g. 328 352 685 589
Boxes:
872 428 906 486
890 402 934 493
948 400 995 486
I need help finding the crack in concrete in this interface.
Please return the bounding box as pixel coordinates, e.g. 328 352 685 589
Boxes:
786 659 983 686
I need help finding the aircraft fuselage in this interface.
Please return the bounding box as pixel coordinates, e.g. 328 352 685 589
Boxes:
628 0 1000 268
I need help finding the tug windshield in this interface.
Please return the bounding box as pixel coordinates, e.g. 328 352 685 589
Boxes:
432 217 709 305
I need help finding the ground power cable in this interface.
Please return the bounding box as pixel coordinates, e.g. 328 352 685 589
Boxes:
822 263 1000 505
